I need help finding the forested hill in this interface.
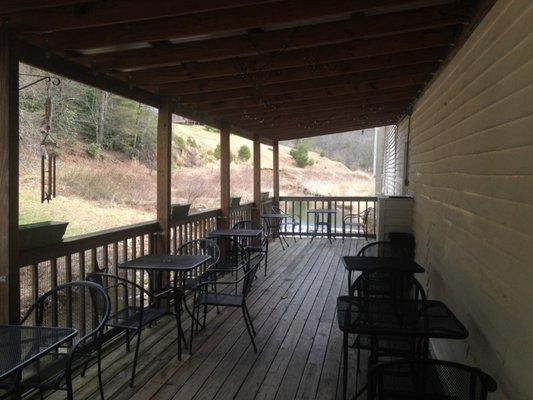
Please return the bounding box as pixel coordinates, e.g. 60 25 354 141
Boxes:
19 64 158 166
283 129 375 172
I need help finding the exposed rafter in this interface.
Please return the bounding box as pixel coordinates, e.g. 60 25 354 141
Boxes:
76 4 466 70
177 65 435 103
5 0 487 141
5 1 280 32
28 0 461 50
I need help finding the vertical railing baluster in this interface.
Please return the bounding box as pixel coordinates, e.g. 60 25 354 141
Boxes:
79 252 86 336
31 263 39 325
50 258 58 326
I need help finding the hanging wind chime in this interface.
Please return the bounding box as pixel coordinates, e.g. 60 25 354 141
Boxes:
40 82 59 203
19 73 61 203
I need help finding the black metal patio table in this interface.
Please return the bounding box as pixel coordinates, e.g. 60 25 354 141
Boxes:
0 325 77 399
119 254 211 350
342 256 425 295
307 209 337 243
208 228 262 238
336 296 468 400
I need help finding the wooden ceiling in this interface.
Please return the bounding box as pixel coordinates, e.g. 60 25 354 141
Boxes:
2 0 487 143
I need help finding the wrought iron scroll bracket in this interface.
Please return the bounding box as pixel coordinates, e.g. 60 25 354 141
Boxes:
19 74 61 91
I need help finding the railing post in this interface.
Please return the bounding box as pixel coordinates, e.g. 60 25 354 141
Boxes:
0 28 20 324
273 140 280 207
252 134 261 225
156 97 172 255
219 124 231 229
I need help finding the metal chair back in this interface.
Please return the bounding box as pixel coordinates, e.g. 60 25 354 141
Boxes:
372 359 497 400
21 281 110 357
357 241 405 258
177 238 220 269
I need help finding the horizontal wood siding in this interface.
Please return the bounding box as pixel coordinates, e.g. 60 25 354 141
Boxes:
406 1 533 399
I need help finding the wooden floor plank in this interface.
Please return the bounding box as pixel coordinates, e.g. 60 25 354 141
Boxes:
179 240 332 400
67 241 291 400
292 240 355 400
42 238 370 400
223 240 342 400
248 240 345 400
109 239 302 400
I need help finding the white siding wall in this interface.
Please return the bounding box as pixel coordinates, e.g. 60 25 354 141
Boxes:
406 1 533 399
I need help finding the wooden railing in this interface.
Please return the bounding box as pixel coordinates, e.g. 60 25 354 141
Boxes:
229 202 254 227
18 221 160 322
16 202 267 321
170 209 221 254
278 196 377 237
17 196 367 322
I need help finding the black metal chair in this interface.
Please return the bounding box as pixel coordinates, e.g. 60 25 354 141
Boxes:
271 205 301 245
371 359 497 399
348 272 429 397
176 238 220 291
343 207 372 240
191 253 264 352
86 272 177 387
233 220 269 276
15 281 110 400
175 238 220 351
207 236 250 292
346 241 408 292
357 240 406 258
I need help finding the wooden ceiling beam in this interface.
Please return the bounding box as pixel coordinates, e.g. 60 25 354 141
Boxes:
233 108 405 129
263 118 398 140
7 1 280 33
217 97 412 121
13 41 260 140
0 1 93 15
78 4 466 69
196 86 423 112
29 0 448 50
117 29 454 83
148 48 446 95
248 112 401 131
245 115 400 137
210 88 419 118
176 64 435 103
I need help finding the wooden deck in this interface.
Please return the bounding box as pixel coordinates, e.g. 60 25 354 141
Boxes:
46 238 367 400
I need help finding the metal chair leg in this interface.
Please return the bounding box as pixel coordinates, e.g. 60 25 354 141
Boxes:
175 307 182 361
278 233 286 250
130 329 142 387
66 377 74 400
125 330 130 352
242 308 257 352
343 332 348 400
244 305 256 336
97 349 105 400
190 300 196 355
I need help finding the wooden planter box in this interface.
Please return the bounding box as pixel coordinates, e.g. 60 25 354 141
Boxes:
171 204 191 220
19 221 69 250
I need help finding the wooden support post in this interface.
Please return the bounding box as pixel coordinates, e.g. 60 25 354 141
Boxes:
219 125 230 228
0 28 20 324
273 140 280 206
252 135 261 225
156 97 172 254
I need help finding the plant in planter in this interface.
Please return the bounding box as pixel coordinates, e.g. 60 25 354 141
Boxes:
19 221 69 250
171 203 191 220
261 191 270 201
230 197 241 208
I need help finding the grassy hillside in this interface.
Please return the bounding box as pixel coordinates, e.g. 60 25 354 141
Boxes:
20 123 374 237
